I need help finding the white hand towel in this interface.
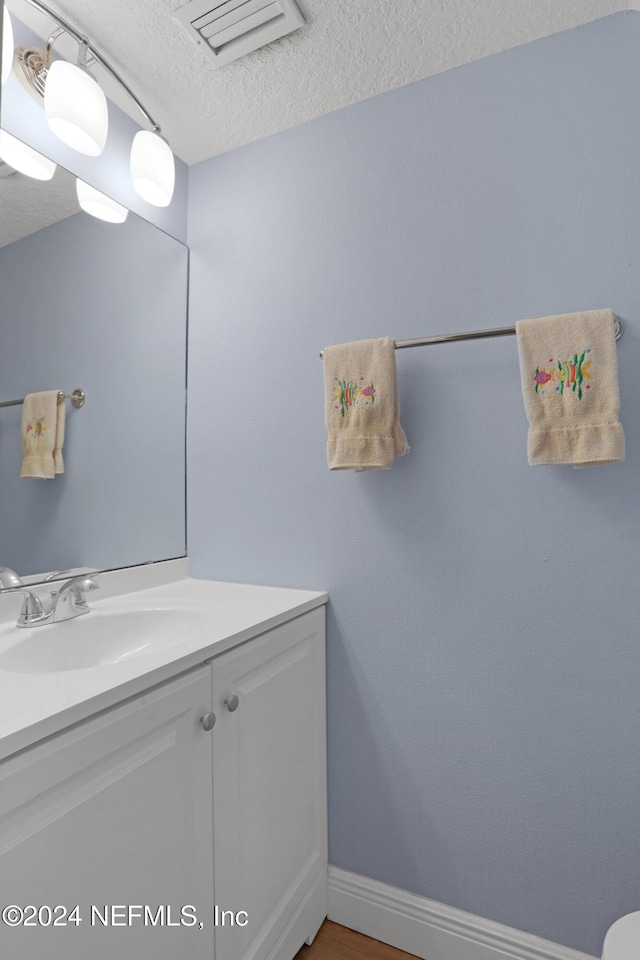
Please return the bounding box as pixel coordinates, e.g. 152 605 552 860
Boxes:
516 309 624 467
53 393 66 475
323 338 410 470
20 391 66 479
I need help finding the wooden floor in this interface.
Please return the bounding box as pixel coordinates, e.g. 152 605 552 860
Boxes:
293 920 418 960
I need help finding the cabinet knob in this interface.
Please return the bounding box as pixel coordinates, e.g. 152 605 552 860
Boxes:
200 712 216 731
224 694 240 713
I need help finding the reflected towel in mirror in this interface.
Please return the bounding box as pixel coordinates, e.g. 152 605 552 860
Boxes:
20 391 66 479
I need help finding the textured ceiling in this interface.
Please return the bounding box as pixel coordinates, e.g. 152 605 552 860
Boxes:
0 161 77 247
6 0 640 165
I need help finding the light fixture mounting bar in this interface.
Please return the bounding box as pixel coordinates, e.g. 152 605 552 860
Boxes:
20 0 162 132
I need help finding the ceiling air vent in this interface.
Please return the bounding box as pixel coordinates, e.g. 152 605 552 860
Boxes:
174 0 305 69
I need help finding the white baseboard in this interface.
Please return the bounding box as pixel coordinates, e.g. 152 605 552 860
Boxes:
327 866 597 960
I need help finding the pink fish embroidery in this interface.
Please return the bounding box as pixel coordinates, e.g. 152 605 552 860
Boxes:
534 350 592 399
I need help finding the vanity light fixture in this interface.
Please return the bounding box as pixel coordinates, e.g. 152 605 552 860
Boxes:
45 46 108 156
2 7 13 84
76 178 128 223
130 130 175 208
13 0 175 205
0 129 56 179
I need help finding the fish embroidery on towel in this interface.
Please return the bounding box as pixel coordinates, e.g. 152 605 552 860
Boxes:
333 377 376 417
534 349 593 401
25 416 46 438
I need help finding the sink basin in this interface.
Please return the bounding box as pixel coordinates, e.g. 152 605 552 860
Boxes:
0 606 210 673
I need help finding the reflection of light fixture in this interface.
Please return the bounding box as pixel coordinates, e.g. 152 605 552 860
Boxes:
2 7 13 84
76 178 128 223
45 53 109 157
131 131 175 207
14 0 175 205
0 129 56 179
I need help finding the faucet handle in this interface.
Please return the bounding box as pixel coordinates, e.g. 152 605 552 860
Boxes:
15 589 47 627
43 569 72 583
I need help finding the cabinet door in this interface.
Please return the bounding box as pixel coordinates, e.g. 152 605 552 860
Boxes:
211 608 327 960
0 666 214 960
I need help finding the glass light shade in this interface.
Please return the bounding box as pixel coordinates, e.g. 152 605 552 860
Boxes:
0 130 56 180
2 7 14 84
44 60 108 156
76 179 128 224
130 130 175 207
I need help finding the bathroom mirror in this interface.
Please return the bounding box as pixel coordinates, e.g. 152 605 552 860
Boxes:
0 144 188 586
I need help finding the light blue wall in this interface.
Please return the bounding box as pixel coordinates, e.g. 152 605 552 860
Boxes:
0 210 187 577
1 17 188 243
187 13 640 956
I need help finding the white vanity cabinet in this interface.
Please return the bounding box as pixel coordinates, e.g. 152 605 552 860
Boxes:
0 665 215 960
0 605 327 960
211 607 327 960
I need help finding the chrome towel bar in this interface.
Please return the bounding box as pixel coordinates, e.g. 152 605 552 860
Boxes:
0 388 85 409
319 315 623 358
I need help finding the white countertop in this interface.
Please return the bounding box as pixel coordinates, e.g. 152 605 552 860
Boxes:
0 562 327 761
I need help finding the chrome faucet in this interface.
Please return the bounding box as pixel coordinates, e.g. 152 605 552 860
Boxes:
45 576 99 624
0 567 23 589
5 575 100 628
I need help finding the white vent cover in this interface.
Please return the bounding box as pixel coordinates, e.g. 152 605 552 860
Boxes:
174 0 304 68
